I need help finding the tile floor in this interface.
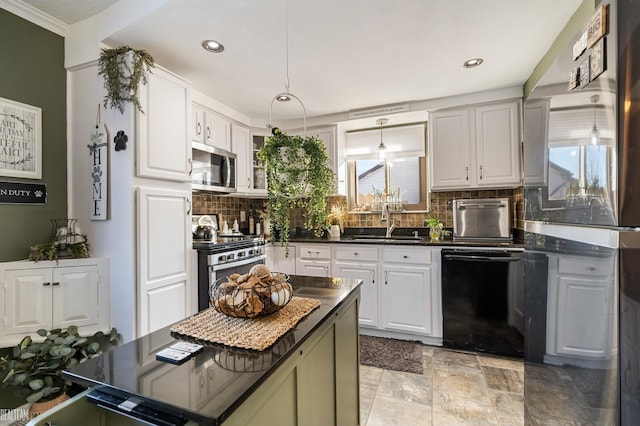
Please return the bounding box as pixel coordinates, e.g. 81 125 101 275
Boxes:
360 345 524 426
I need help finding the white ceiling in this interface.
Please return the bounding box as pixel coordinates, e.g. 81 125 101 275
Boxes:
15 0 583 124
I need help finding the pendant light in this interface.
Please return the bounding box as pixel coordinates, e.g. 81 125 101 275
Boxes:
268 0 307 136
376 118 388 160
590 95 600 145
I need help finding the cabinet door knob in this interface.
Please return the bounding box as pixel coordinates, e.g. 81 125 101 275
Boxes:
52 282 60 286
43 282 51 286
479 165 483 179
465 166 469 180
188 158 193 176
206 126 211 140
196 122 202 136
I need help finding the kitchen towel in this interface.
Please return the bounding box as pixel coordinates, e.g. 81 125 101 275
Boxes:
170 296 321 351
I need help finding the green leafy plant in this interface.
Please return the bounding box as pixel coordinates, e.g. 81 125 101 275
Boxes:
98 45 155 113
29 234 90 263
424 217 443 229
0 326 119 404
257 128 335 253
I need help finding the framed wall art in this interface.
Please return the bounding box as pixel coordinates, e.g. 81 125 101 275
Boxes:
0 97 42 179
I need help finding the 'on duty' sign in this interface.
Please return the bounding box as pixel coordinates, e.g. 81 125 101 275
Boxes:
0 181 46 204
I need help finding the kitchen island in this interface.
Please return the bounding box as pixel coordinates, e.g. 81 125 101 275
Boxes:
30 276 362 426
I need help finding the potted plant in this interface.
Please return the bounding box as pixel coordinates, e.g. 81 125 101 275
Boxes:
327 204 347 238
29 234 90 263
0 325 119 416
257 128 335 254
425 217 445 240
98 45 155 113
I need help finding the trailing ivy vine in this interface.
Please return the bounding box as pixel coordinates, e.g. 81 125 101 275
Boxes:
97 45 155 114
257 128 335 254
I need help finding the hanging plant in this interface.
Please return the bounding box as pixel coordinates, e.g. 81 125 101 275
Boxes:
97 45 155 114
257 128 335 254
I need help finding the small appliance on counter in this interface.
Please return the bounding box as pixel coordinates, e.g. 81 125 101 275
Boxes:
452 198 511 241
192 214 218 241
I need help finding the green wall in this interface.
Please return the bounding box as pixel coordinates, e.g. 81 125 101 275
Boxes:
524 0 597 97
0 9 67 261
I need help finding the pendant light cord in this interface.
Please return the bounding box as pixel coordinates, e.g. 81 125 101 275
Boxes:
268 0 307 136
284 0 290 93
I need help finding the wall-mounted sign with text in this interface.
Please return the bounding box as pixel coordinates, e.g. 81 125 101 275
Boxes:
0 181 47 204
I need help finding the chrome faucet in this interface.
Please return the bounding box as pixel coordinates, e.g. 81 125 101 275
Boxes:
381 203 396 237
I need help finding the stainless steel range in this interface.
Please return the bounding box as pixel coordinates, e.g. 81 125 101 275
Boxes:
193 215 265 311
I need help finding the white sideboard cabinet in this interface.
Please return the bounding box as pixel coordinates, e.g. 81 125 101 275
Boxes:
0 258 110 347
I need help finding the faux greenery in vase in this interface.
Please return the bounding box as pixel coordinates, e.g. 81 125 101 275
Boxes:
0 326 119 405
98 45 155 113
257 128 335 254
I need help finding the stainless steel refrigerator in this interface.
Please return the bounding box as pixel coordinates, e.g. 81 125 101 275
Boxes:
523 0 640 424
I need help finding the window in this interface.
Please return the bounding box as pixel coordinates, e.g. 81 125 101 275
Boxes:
346 123 427 211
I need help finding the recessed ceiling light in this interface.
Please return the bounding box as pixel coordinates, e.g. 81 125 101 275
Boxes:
463 58 483 68
276 94 291 102
201 40 224 53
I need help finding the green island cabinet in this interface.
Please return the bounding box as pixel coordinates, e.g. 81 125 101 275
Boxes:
28 289 360 426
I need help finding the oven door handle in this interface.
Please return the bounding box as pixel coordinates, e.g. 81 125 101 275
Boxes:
211 254 266 272
443 253 522 262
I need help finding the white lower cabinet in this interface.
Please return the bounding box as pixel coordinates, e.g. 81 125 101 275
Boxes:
265 244 296 275
332 245 378 328
546 253 616 361
381 247 434 336
296 244 331 277
137 186 192 336
331 244 442 342
0 258 110 347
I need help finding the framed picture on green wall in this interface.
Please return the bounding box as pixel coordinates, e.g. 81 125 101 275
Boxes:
0 96 42 179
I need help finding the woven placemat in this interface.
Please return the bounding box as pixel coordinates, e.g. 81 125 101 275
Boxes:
170 296 321 351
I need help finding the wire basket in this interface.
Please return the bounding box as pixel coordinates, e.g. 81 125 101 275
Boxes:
210 271 293 318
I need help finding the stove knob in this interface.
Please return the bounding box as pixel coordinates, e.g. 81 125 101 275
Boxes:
237 251 245 258
248 249 255 255
218 255 227 262
227 254 235 261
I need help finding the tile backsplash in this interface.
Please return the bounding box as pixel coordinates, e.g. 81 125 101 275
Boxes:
192 186 524 233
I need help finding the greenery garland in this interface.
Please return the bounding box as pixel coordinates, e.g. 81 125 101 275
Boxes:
257 129 335 254
97 45 155 114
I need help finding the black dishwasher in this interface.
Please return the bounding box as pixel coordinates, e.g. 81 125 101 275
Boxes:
441 249 524 358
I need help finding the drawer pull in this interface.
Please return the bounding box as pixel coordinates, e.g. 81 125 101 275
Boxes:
588 267 596 271
43 282 51 286
52 282 60 286
403 255 408 259
353 252 359 256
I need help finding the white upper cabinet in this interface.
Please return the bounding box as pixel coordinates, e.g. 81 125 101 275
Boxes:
192 103 231 151
428 108 473 189
429 100 521 190
474 101 521 187
137 67 192 182
234 126 267 195
523 98 550 186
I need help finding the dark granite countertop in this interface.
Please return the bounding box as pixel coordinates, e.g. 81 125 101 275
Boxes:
63 276 362 425
274 227 524 249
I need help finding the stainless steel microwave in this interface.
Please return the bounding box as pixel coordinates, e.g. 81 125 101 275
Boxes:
191 142 237 193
